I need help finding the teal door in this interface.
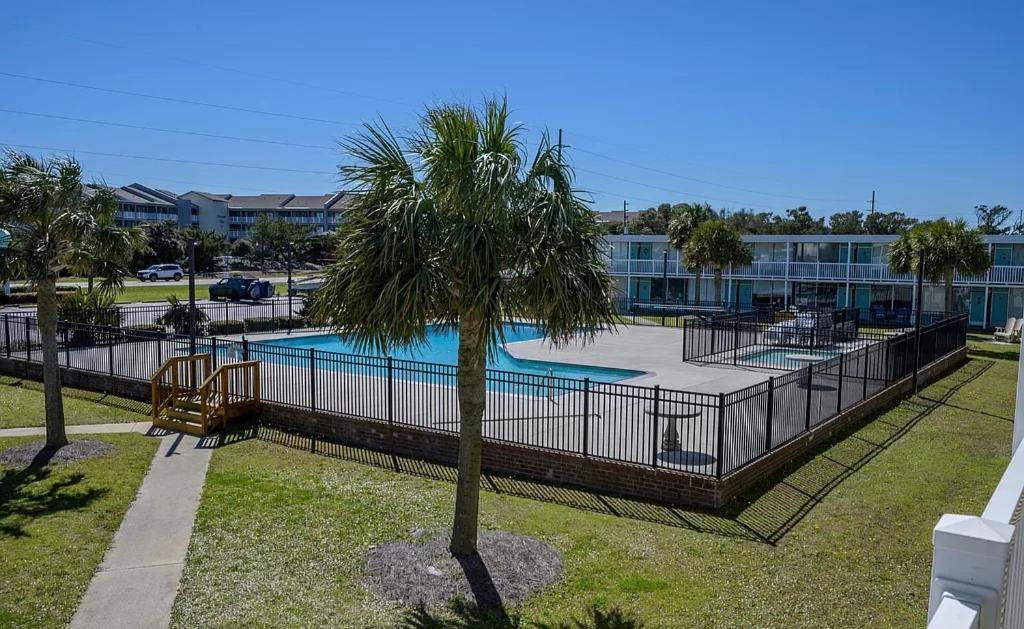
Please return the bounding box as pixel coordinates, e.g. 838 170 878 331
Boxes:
991 289 1009 328
854 285 870 309
631 242 653 260
836 285 848 308
855 245 872 264
838 244 849 264
994 245 1012 266
969 289 986 326
737 281 753 307
636 278 651 301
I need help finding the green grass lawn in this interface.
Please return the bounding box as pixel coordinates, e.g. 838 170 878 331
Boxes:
114 283 195 303
0 376 148 429
171 338 1017 628
0 432 158 627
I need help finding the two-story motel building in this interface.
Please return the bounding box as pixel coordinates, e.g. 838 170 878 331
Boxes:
607 233 1024 329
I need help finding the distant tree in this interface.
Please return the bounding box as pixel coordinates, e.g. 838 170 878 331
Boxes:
828 210 865 235
599 220 624 235
0 152 139 448
182 227 228 272
888 218 990 313
975 204 1013 235
249 215 312 265
773 206 826 234
70 204 144 292
667 202 716 299
724 209 776 234
133 221 185 269
864 211 917 235
230 238 253 258
304 231 341 265
683 220 752 304
629 203 676 235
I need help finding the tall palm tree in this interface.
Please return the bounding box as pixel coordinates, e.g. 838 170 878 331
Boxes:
0 151 139 448
682 220 752 304
311 100 615 556
888 218 991 313
667 202 715 302
69 190 144 294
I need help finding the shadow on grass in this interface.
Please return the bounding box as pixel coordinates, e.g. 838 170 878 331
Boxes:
0 451 109 538
0 377 151 415
246 357 992 546
967 347 1020 362
399 600 644 629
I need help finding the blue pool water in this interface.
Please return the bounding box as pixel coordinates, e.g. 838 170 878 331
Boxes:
740 348 839 370
255 323 644 385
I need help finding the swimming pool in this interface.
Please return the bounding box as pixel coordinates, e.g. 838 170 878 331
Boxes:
254 323 644 385
740 347 840 370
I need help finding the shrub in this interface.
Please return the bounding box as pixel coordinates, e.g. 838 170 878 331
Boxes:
127 323 165 340
158 295 209 335
208 319 245 336
2 289 75 305
242 317 277 333
273 315 305 330
57 290 122 346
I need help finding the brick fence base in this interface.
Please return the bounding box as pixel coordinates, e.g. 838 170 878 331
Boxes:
0 345 968 509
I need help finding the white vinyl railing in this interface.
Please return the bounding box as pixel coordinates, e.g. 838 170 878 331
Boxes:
928 416 1024 627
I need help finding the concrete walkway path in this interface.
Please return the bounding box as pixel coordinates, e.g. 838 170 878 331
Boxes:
0 421 153 438
68 430 213 629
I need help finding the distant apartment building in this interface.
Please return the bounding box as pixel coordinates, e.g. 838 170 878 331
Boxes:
177 191 354 240
607 233 1024 329
87 183 193 228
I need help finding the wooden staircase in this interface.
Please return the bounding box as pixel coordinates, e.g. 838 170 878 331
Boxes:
150 354 261 436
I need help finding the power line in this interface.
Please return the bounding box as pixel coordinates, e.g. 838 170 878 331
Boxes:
575 167 780 210
0 71 360 127
0 109 337 150
573 145 861 204
77 37 412 108
0 143 336 176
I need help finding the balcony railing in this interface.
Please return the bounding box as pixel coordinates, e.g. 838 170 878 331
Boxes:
606 259 1024 285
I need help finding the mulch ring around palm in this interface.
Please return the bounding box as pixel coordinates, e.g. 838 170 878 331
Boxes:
0 440 116 469
364 529 564 609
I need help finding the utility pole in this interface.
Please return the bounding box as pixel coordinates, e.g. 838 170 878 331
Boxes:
622 200 629 235
869 190 876 214
557 128 563 162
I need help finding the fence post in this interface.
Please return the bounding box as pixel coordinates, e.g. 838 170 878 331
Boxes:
211 337 218 370
651 385 660 469
681 318 687 361
4 314 10 358
387 356 394 425
582 377 590 457
765 377 775 452
883 338 890 387
63 328 70 367
804 366 813 431
25 317 31 364
309 348 316 412
862 347 869 400
732 319 740 365
242 337 249 362
716 392 726 478
157 333 162 366
108 338 114 377
836 355 844 414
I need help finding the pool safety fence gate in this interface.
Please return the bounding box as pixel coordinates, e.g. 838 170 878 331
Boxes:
0 311 967 499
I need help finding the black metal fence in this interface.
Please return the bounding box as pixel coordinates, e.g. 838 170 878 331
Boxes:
0 310 967 481
613 298 770 328
37 298 305 337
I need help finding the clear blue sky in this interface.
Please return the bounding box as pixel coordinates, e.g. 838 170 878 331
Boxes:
2 1 1021 221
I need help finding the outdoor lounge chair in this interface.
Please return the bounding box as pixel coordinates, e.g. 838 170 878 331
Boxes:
993 318 1023 342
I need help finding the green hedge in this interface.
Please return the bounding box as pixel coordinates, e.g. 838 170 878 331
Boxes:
243 317 277 333
208 319 246 335
128 324 165 340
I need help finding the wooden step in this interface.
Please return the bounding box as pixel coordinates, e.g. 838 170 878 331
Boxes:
153 414 207 436
165 407 204 422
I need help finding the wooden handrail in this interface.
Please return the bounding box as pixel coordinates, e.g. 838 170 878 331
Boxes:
196 360 261 432
150 354 211 421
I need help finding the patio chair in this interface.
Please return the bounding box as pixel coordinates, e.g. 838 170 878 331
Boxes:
993 317 1022 342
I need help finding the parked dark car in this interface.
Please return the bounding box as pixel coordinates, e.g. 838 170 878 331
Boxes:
208 277 275 301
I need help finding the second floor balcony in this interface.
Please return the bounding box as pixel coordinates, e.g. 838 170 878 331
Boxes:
607 258 1024 286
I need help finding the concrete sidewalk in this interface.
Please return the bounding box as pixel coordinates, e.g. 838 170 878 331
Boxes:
0 421 153 438
70 431 212 629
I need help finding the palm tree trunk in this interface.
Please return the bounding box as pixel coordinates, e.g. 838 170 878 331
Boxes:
714 268 723 305
944 270 954 314
36 275 68 448
693 270 702 303
87 275 94 293
450 309 486 556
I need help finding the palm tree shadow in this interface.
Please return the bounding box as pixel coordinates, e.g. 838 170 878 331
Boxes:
0 453 109 538
399 601 644 629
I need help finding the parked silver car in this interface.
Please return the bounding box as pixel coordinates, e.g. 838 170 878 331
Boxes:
136 264 184 281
